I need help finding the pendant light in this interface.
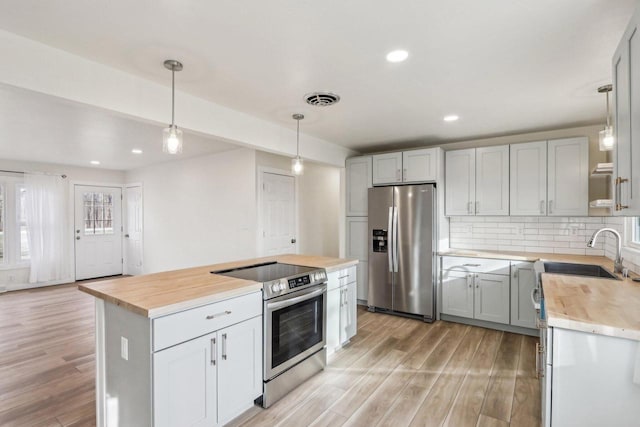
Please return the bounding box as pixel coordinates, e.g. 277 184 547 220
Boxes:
598 84 614 151
291 113 304 175
163 59 184 154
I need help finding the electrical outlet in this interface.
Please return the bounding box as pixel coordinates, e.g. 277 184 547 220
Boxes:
121 336 129 361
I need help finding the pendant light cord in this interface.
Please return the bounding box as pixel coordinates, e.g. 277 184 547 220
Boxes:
171 68 175 127
605 90 610 128
296 118 300 157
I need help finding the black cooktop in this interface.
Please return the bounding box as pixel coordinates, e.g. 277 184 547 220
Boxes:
213 262 317 283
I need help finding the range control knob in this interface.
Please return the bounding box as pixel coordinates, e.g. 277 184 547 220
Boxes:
280 283 287 291
271 284 280 293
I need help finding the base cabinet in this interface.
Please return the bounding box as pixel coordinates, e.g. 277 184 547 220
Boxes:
510 262 537 329
441 272 474 319
154 333 217 427
327 267 358 357
153 315 262 427
441 271 508 325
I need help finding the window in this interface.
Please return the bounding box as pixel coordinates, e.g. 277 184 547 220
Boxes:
0 178 29 267
17 185 29 260
632 217 640 246
83 192 114 235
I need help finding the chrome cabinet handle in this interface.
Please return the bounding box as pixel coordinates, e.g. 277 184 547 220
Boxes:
475 201 479 214
463 263 481 267
211 338 216 366
539 200 545 214
222 333 227 360
475 273 480 288
396 169 401 181
388 207 393 272
467 201 473 214
513 269 518 279
548 200 553 214
403 168 407 181
615 177 629 210
206 310 232 320
535 343 543 379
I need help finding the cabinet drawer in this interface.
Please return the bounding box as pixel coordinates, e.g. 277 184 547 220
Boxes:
338 266 357 286
441 256 510 275
153 291 262 351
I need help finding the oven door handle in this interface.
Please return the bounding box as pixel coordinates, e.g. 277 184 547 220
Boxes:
267 287 325 311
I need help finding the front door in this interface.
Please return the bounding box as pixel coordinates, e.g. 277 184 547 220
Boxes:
124 185 143 276
261 172 296 255
74 185 123 280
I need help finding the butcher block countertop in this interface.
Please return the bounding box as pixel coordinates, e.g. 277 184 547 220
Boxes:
439 249 640 341
78 254 357 318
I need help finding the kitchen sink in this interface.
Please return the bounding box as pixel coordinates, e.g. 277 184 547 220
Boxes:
543 262 619 280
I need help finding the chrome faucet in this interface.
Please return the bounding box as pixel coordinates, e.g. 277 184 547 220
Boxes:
587 228 624 274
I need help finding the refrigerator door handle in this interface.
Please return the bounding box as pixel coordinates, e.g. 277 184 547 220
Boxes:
392 206 399 273
388 206 393 273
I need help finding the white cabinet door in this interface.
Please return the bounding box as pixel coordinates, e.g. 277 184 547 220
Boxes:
441 271 474 319
510 262 536 329
340 282 357 344
326 280 341 356
547 137 589 216
475 145 509 215
153 333 217 427
346 156 372 216
402 148 437 183
474 273 510 325
356 261 368 302
613 9 640 215
510 141 547 216
217 316 262 426
372 152 403 185
346 217 368 262
445 149 476 216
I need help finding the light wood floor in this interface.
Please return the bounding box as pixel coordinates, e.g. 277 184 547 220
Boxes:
0 285 541 427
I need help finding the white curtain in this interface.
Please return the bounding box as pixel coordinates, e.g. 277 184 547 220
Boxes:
24 174 70 284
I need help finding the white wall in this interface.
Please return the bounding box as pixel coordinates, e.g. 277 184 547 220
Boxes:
255 151 342 258
126 148 257 274
0 159 125 291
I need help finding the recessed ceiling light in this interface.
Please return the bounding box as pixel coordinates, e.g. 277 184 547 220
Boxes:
131 149 143 154
386 50 409 63
90 160 100 165
443 115 459 122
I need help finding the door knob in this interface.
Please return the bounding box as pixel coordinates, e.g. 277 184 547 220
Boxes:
76 236 81 240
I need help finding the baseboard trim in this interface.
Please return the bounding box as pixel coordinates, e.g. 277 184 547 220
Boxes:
440 314 538 337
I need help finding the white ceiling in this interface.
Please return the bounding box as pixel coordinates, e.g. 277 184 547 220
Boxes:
0 84 238 170
0 0 636 152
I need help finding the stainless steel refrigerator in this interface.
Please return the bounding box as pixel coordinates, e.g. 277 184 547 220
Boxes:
368 184 436 321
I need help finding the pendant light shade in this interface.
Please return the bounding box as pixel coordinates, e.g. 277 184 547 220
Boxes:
292 113 304 176
163 59 184 155
598 84 614 151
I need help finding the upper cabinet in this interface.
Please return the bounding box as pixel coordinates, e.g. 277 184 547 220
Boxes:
402 148 438 183
445 148 476 216
475 145 510 215
445 146 509 216
372 148 438 185
547 137 589 216
613 7 640 215
372 152 403 185
346 156 372 216
510 141 547 215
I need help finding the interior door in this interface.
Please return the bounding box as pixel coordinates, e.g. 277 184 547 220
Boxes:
124 185 143 275
261 172 296 255
74 185 122 280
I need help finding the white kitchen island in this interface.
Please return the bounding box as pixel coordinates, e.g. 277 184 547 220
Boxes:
79 254 358 427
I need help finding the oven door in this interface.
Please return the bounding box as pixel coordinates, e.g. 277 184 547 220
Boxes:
264 284 327 380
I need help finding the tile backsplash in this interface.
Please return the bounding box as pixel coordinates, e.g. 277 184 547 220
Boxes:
604 216 640 274
449 216 606 256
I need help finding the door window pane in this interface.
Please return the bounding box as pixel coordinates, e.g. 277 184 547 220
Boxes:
84 192 115 235
17 185 29 260
0 185 4 263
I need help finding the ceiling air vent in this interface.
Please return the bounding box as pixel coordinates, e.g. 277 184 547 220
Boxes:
304 92 341 107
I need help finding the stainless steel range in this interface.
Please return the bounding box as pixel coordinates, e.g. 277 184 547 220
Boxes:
214 262 327 408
